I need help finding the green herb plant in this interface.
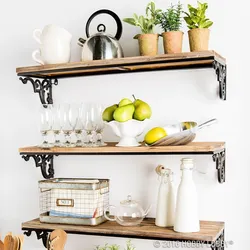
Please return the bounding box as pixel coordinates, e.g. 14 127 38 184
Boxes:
183 1 213 29
157 2 183 32
123 1 161 36
95 240 136 250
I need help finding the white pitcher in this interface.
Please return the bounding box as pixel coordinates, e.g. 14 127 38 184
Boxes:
32 24 72 65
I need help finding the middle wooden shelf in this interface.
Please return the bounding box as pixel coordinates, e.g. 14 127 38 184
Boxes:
19 142 225 183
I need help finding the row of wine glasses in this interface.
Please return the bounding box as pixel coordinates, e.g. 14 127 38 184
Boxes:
40 103 106 148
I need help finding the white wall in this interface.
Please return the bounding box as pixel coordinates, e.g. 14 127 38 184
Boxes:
0 0 249 249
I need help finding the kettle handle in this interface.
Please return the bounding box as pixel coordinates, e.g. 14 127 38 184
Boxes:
85 9 123 40
104 205 117 221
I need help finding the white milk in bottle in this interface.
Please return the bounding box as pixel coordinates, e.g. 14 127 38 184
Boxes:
174 158 200 233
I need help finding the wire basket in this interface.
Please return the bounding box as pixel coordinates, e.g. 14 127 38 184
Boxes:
39 178 109 226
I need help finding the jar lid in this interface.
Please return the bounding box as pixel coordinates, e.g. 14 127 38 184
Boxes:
155 165 173 176
120 195 138 207
181 158 194 170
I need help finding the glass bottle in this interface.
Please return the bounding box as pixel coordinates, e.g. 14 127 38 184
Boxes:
155 165 175 227
174 158 200 233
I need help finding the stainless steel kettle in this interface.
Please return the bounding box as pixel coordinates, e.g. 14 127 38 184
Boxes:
78 9 124 61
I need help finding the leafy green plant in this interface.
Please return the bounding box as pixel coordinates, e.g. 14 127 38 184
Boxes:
95 243 120 250
183 1 213 29
125 240 136 250
123 1 161 35
157 2 183 32
95 240 136 250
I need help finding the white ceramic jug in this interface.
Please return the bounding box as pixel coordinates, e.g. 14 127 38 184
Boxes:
32 24 72 65
174 158 200 233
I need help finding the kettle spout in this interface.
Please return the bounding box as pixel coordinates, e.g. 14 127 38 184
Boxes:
78 37 86 47
143 204 152 218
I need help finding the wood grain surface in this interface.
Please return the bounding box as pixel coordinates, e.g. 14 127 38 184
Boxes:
22 218 224 242
19 142 225 155
16 51 226 78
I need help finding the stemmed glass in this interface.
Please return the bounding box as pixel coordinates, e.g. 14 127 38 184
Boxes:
94 104 107 146
75 104 84 147
39 104 53 148
82 104 97 147
61 103 78 147
51 104 62 147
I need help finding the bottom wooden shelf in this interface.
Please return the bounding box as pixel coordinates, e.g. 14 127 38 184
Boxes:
22 218 224 244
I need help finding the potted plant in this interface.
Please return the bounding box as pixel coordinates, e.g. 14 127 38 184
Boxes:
157 2 183 54
183 1 213 52
123 2 161 56
95 240 136 250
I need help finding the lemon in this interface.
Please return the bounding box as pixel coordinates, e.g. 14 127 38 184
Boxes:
144 127 167 145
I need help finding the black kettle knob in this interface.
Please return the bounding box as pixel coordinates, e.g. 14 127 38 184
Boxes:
85 9 123 40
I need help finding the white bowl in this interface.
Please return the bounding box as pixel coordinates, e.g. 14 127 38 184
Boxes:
106 119 149 147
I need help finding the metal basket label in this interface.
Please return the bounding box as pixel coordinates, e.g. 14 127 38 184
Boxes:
56 199 74 207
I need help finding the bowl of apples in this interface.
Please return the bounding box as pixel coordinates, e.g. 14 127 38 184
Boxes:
103 95 152 147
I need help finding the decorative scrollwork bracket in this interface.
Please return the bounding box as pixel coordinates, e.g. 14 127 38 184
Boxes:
211 230 225 250
213 150 226 184
19 77 58 104
24 229 49 248
22 155 55 179
213 61 227 100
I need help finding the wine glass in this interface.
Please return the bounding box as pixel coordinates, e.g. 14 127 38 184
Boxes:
75 104 84 147
61 103 78 147
82 104 97 147
94 104 107 146
39 104 53 148
51 104 62 147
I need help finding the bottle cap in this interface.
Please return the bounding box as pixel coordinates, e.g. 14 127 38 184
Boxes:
155 165 172 176
181 158 194 170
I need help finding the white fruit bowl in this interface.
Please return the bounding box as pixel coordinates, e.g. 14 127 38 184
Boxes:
106 119 149 147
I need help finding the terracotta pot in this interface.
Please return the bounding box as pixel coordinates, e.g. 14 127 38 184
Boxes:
137 34 159 56
162 31 184 54
188 28 210 52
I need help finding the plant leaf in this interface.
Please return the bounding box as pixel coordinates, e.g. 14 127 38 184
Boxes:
123 18 136 26
202 20 213 28
184 16 193 25
133 34 140 39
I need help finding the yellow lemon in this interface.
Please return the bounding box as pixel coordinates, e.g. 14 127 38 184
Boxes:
144 127 167 145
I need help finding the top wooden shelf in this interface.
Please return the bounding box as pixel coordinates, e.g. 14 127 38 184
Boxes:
16 51 225 78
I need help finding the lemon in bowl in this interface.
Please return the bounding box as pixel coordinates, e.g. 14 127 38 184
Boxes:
144 127 167 145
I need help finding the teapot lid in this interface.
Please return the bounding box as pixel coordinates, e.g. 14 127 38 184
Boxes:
120 195 138 207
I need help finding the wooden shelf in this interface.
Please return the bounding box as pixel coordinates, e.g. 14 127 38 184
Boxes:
19 142 226 183
16 51 225 78
22 218 224 243
19 142 225 155
16 51 227 103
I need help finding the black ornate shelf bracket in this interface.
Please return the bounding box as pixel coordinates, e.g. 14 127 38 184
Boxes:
213 61 227 100
211 230 225 250
19 77 58 104
24 229 49 248
213 150 226 184
22 154 55 179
